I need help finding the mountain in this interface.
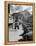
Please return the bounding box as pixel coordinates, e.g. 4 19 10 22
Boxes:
9 10 33 41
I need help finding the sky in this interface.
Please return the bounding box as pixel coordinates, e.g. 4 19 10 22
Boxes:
10 5 32 14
